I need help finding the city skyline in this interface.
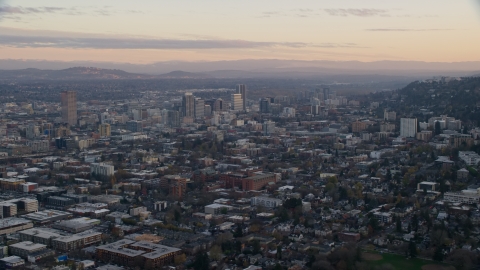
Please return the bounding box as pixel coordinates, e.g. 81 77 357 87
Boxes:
0 0 479 64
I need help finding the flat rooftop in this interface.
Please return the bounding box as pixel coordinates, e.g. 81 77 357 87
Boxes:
19 228 68 238
22 210 71 222
10 241 46 251
0 217 32 229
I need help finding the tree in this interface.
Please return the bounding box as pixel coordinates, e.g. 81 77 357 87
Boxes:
209 245 222 261
433 247 443 262
191 252 209 270
233 225 243 238
277 246 282 260
174 210 181 222
356 247 362 262
252 240 261 254
396 218 402 233
305 254 316 268
283 198 302 210
435 121 441 135
408 241 417 258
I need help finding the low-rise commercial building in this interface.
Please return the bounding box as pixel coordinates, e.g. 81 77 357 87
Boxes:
22 210 72 224
250 196 282 208
0 218 33 235
444 192 480 204
96 240 182 269
52 217 100 233
0 256 25 269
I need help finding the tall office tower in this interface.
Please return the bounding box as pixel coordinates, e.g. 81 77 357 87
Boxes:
400 118 417 137
100 112 110 124
213 98 225 111
384 110 397 121
26 124 40 139
231 93 243 111
194 98 205 119
182 92 195 117
259 98 271 113
262 121 276 135
167 110 180 127
61 91 77 126
160 109 169 125
126 120 143 132
204 104 212 116
329 89 337 99
236 84 247 111
323 88 330 101
99 123 111 137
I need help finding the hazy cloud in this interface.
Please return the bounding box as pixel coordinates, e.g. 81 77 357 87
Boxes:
0 5 142 18
366 28 452 32
0 5 68 15
314 43 364 48
0 32 365 50
0 34 311 49
324 9 389 17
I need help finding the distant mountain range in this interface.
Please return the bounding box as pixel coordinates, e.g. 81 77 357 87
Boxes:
0 59 479 79
0 59 479 82
0 67 212 81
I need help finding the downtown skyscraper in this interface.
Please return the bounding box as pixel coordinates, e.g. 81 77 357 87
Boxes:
182 92 195 118
61 91 77 126
236 84 247 111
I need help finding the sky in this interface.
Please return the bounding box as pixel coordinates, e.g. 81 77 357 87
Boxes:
0 0 479 64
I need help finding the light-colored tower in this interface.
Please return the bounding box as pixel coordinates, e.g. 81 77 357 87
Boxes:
231 93 243 111
99 123 111 137
400 118 417 138
61 91 77 126
213 98 224 111
236 84 247 111
194 98 205 119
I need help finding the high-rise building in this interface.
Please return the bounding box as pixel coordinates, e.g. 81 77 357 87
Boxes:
167 110 180 128
260 98 271 113
26 124 40 139
194 98 205 119
100 112 110 124
91 163 115 177
384 110 397 121
323 88 330 101
182 93 195 117
126 120 143 132
99 124 111 137
204 104 212 116
236 84 247 111
231 93 243 111
61 91 77 126
400 118 417 138
263 121 276 135
213 98 225 112
330 89 337 99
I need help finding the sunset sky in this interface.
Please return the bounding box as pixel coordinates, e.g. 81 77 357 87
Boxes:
0 0 479 63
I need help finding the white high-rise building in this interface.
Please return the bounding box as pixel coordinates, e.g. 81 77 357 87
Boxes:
194 98 205 119
400 118 417 138
90 163 114 177
231 93 243 111
263 121 276 135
